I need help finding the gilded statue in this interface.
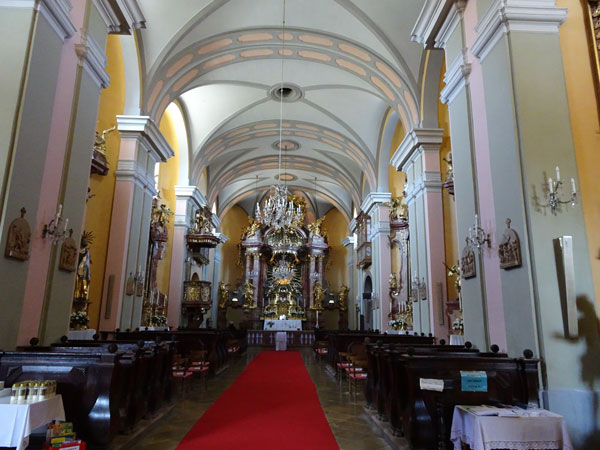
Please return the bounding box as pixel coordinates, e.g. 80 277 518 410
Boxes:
384 197 408 221
445 262 462 294
338 285 349 311
308 217 325 237
242 279 256 308
190 206 212 234
443 152 454 182
242 217 261 240
74 231 94 302
311 281 326 310
93 125 116 156
218 281 229 308
389 272 400 296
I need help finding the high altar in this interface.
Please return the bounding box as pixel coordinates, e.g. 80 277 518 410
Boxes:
236 207 329 330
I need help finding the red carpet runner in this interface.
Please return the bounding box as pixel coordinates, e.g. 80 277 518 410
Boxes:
176 350 339 450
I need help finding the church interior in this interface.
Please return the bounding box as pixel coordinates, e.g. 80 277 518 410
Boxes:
1 0 600 449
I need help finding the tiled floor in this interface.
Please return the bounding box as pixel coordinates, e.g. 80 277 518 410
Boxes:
126 348 391 450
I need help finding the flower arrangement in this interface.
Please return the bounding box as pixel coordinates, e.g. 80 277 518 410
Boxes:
70 311 89 329
388 319 407 330
150 314 168 326
452 317 464 334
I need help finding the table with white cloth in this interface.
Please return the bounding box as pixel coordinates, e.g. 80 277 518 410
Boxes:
450 405 573 450
275 332 287 351
67 328 96 340
0 395 65 450
264 320 302 331
449 334 465 346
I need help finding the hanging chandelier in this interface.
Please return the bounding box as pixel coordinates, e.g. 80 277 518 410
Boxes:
254 0 302 230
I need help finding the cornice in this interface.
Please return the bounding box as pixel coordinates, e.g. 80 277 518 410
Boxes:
211 213 221 229
116 115 174 162
440 48 471 104
174 185 207 208
472 0 567 60
434 1 465 48
36 0 77 42
361 192 392 215
390 128 444 171
342 236 356 247
91 0 146 34
75 31 110 89
412 0 463 49
214 232 228 244
348 217 357 234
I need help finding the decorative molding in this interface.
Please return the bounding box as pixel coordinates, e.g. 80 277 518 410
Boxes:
405 171 444 204
214 232 228 244
348 217 357 234
211 213 221 230
0 1 36 7
37 0 77 42
369 220 391 240
361 192 392 216
116 115 174 162
390 128 444 171
440 48 471 104
342 236 356 247
411 0 455 48
472 0 567 60
75 31 110 89
91 0 146 34
434 1 466 48
115 159 156 194
174 185 207 208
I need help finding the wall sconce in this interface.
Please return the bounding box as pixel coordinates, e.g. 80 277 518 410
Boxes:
544 166 577 215
42 204 70 245
310 272 320 280
467 214 490 249
410 276 427 301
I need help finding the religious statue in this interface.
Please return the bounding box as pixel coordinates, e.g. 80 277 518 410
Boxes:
218 281 229 308
338 285 349 311
93 125 116 156
150 196 173 240
242 216 261 240
384 197 408 221
443 152 454 183
307 217 325 237
389 272 400 296
311 281 326 310
190 206 213 234
74 231 94 302
242 279 256 308
5 207 31 261
445 262 462 295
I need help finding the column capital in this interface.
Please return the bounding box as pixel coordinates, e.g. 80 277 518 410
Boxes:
440 48 471 104
91 0 146 34
361 192 392 216
342 236 356 248
117 115 174 162
412 0 465 49
472 0 567 60
174 185 207 208
75 31 110 89
391 128 444 171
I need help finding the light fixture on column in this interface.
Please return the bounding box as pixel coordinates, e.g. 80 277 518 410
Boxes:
254 0 303 230
467 213 490 249
42 203 70 244
543 166 577 215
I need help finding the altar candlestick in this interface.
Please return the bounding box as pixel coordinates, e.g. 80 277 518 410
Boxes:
548 178 553 193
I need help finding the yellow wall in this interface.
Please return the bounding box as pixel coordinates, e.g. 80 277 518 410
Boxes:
219 205 247 286
322 207 349 292
557 0 600 311
156 106 180 296
438 60 459 301
84 35 125 329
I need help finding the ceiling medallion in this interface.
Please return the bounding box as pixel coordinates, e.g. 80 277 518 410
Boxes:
268 83 303 103
272 139 300 151
275 173 297 182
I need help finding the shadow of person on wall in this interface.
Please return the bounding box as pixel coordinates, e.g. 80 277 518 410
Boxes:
556 296 600 449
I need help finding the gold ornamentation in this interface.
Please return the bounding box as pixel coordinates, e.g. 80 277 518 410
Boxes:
338 285 349 311
242 279 256 308
218 281 230 308
93 125 116 156
190 206 213 234
311 281 326 310
389 272 400 296
242 216 261 240
307 217 325 237
74 231 94 302
5 207 31 261
383 197 408 221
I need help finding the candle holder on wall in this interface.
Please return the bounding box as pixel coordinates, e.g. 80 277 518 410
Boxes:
467 213 490 250
42 204 70 245
542 166 577 215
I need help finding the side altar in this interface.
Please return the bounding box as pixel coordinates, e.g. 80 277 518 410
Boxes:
221 192 330 330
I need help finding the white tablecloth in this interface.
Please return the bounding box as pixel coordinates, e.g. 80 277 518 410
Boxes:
449 334 465 345
67 328 96 340
264 320 302 331
0 395 65 450
451 406 573 450
275 332 287 351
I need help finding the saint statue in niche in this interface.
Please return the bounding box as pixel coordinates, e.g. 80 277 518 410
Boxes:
5 207 31 261
74 231 93 301
338 285 349 311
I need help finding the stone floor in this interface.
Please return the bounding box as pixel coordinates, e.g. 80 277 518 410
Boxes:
125 348 391 450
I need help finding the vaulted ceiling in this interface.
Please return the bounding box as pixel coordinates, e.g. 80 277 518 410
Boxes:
135 0 429 221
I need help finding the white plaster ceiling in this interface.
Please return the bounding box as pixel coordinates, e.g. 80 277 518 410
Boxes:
136 0 428 221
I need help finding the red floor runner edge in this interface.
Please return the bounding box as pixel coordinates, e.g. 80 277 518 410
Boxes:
176 350 339 450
